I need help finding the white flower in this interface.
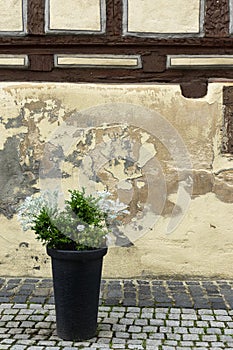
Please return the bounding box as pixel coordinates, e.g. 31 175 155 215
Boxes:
76 224 85 232
18 189 60 231
95 191 129 220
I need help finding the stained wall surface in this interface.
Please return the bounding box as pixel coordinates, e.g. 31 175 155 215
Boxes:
0 82 232 278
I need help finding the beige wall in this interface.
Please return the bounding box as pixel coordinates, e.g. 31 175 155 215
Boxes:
48 0 102 31
127 0 201 34
0 82 232 278
0 0 24 32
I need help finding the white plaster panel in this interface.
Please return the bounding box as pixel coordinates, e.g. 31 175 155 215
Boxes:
168 56 233 68
0 0 24 32
0 55 27 67
55 55 141 68
126 0 201 34
48 0 102 32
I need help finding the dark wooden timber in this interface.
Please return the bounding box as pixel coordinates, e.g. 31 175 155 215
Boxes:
0 0 231 102
204 0 230 38
27 0 45 35
106 0 122 37
0 0 231 151
29 54 53 71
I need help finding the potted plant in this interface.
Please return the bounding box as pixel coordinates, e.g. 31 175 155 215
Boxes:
18 188 128 341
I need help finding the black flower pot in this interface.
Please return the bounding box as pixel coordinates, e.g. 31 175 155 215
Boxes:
47 246 108 341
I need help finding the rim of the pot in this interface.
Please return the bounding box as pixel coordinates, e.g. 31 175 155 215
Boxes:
46 246 108 261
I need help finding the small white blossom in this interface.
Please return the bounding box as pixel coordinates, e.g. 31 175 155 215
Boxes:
17 188 130 248
96 191 129 220
76 224 85 232
18 189 59 231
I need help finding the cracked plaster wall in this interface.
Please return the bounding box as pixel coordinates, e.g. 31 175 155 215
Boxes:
0 82 232 278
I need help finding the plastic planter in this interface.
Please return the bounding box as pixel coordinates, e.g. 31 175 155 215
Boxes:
47 246 108 341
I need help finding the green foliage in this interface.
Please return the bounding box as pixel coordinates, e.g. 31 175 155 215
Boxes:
32 207 76 250
18 187 129 251
66 188 106 227
30 189 108 251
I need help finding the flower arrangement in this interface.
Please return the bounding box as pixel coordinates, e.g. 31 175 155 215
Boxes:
18 188 128 251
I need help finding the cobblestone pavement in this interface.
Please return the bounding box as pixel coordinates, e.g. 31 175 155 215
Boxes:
1 278 233 349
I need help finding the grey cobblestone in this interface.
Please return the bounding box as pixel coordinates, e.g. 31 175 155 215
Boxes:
181 320 194 327
1 278 233 348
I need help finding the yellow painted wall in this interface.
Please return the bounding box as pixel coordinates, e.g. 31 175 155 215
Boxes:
0 82 232 278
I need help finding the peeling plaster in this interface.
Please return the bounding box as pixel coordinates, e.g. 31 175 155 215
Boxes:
0 136 38 218
0 82 232 278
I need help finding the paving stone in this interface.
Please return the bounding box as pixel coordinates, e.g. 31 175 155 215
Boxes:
194 341 209 350
0 339 16 344
200 314 215 321
181 314 197 320
181 320 194 327
128 326 142 333
196 320 209 327
214 309 228 315
168 313 180 320
202 334 218 341
179 340 195 346
115 331 130 338
98 331 113 338
1 315 15 321
112 324 126 332
182 333 200 341
150 319 164 326
219 334 233 341
149 333 165 339
1 278 233 349
112 339 127 348
3 308 18 315
111 344 125 348
166 333 181 341
164 340 178 346
21 321 36 328
132 333 147 339
6 321 20 328
142 325 158 332
119 318 134 325
15 340 36 346
189 327 205 334
134 319 148 326
211 342 226 347
216 315 232 321
109 312 124 318
206 327 222 334
102 317 118 325
155 312 167 319
210 321 225 328
12 296 28 303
